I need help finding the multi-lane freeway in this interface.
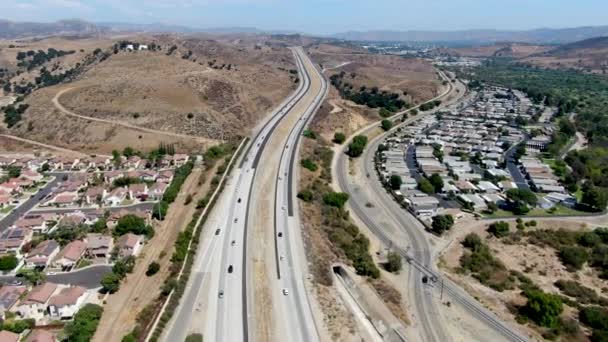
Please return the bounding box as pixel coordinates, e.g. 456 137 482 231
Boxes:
162 47 324 342
334 74 530 341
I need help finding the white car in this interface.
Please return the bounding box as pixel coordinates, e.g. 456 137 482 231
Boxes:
282 288 289 296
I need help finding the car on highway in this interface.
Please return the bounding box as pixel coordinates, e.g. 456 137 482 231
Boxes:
238 198 241 203
231 240 236 246
228 265 234 273
218 290 224 298
234 218 238 223
282 288 289 296
280 255 285 261
278 232 283 237
215 229 221 235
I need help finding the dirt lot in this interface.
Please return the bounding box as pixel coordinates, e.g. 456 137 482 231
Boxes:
309 43 442 105
93 166 214 341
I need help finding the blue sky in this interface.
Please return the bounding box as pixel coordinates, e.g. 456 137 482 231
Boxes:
2 0 608 35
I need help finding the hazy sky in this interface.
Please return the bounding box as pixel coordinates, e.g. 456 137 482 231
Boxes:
2 0 608 34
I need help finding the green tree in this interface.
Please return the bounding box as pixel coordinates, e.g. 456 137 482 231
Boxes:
487 221 510 237
333 132 346 144
582 186 608 210
114 214 153 237
347 135 368 158
389 175 402 190
0 255 18 271
146 262 160 276
297 189 313 202
579 306 608 331
323 192 349 209
16 269 45 285
462 233 483 250
101 272 121 293
431 215 454 235
428 173 444 193
506 188 538 206
418 178 434 194
486 202 498 213
122 146 135 157
152 201 169 220
522 290 563 328
381 119 393 131
63 304 104 342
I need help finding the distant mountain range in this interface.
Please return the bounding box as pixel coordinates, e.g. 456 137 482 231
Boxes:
0 19 105 39
0 19 297 39
332 26 608 44
1 19 608 45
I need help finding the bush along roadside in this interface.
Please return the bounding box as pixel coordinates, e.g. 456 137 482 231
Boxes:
153 161 194 220
126 138 247 342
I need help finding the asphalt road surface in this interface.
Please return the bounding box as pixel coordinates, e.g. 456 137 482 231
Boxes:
0 264 110 289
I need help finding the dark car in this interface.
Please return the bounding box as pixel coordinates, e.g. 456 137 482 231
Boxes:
238 198 241 203
278 232 283 237
215 229 221 235
228 265 234 273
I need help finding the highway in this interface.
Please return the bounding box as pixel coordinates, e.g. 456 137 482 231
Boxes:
273 46 326 342
161 47 322 342
334 73 530 341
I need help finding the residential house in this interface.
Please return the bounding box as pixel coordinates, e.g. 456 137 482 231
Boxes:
476 181 501 193
149 183 167 200
128 184 148 201
107 209 150 227
14 282 58 322
104 187 127 206
103 171 124 184
0 227 33 256
85 234 113 259
139 170 157 182
0 182 21 195
45 192 79 207
115 233 144 258
47 286 87 319
57 214 86 228
20 170 43 183
126 156 142 169
0 285 26 319
0 194 10 208
89 156 111 170
156 170 173 184
172 154 190 167
25 240 59 268
52 240 86 270
84 187 106 205
14 216 47 234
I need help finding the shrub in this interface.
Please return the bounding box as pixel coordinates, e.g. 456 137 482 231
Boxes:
185 334 203 342
385 251 402 273
379 108 391 118
418 178 434 194
554 279 601 304
462 233 482 250
521 289 563 328
297 189 313 202
333 132 346 144
579 306 608 331
101 272 121 293
115 214 154 238
559 245 590 270
301 159 318 172
146 262 160 277
303 129 316 139
487 221 510 238
323 192 349 209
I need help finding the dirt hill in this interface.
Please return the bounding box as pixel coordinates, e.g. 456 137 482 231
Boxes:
522 36 608 73
1 34 297 153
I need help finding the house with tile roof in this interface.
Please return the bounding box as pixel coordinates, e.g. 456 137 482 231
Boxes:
52 241 86 270
25 240 59 269
14 282 58 322
47 286 87 319
115 233 144 258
